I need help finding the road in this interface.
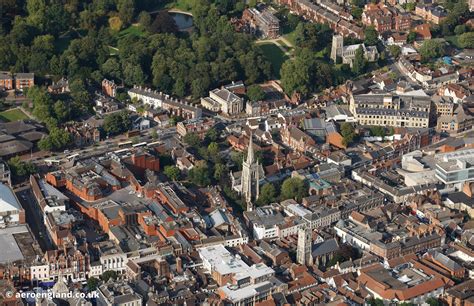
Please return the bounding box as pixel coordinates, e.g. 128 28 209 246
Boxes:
15 188 53 251
27 126 177 165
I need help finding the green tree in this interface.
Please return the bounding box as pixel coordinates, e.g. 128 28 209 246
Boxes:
188 163 211 186
370 126 386 137
103 110 131 136
8 157 37 178
118 0 135 25
247 84 265 102
164 165 180 181
280 177 307 202
407 31 417 43
86 277 99 291
38 128 72 151
183 133 201 148
458 32 474 49
151 129 158 140
388 45 401 59
341 122 356 147
205 127 218 142
257 183 277 206
53 100 70 123
231 151 245 170
138 11 152 30
213 163 226 181
454 24 467 35
425 298 441 306
352 45 367 75
364 26 379 46
207 142 220 161
419 39 446 61
101 270 118 282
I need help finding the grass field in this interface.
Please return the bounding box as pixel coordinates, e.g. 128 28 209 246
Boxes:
117 25 146 39
0 109 29 122
258 43 289 79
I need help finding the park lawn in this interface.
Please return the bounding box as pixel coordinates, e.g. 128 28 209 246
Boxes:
258 43 289 79
0 109 29 122
166 0 195 11
117 25 147 39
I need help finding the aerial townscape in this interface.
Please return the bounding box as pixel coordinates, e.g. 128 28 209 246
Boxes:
1 0 474 305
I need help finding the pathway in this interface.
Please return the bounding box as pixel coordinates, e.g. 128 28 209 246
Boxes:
255 37 294 57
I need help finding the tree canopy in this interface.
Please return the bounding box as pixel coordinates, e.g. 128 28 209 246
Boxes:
280 177 307 202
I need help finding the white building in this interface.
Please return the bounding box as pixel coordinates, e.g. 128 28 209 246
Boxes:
435 149 474 186
206 88 244 115
0 182 24 227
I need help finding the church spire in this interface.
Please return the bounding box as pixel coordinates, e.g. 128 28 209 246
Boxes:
246 132 255 164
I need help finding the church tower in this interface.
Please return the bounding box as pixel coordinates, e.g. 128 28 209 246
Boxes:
331 34 344 62
297 224 313 266
241 133 260 211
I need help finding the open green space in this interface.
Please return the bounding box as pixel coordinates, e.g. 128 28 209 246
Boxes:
117 25 146 39
0 108 29 122
281 24 298 46
258 43 289 79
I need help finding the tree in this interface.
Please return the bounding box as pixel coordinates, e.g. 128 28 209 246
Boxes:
280 177 307 202
205 127 218 142
108 16 123 32
207 142 220 161
454 24 467 35
86 277 99 291
257 183 277 206
213 163 226 181
8 157 37 178
38 128 72 151
370 126 386 137
419 39 446 61
183 133 201 148
458 32 474 49
407 31 417 43
118 0 135 25
150 11 178 34
53 100 70 123
138 11 152 30
341 122 356 147
247 84 265 102
188 163 211 186
230 151 245 170
388 45 401 59
103 110 131 136
426 298 441 306
364 26 379 46
352 45 367 75
101 270 118 282
164 165 180 181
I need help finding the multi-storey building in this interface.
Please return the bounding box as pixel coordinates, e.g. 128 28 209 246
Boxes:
435 149 474 185
128 86 202 119
14 73 34 89
349 94 431 128
205 88 244 116
0 71 13 90
276 0 364 38
176 118 215 139
242 8 280 38
415 4 447 24
102 78 118 98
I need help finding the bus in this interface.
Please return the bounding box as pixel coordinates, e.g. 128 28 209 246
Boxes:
118 141 133 148
113 148 130 154
66 153 79 160
146 141 162 147
132 142 147 148
44 159 61 166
